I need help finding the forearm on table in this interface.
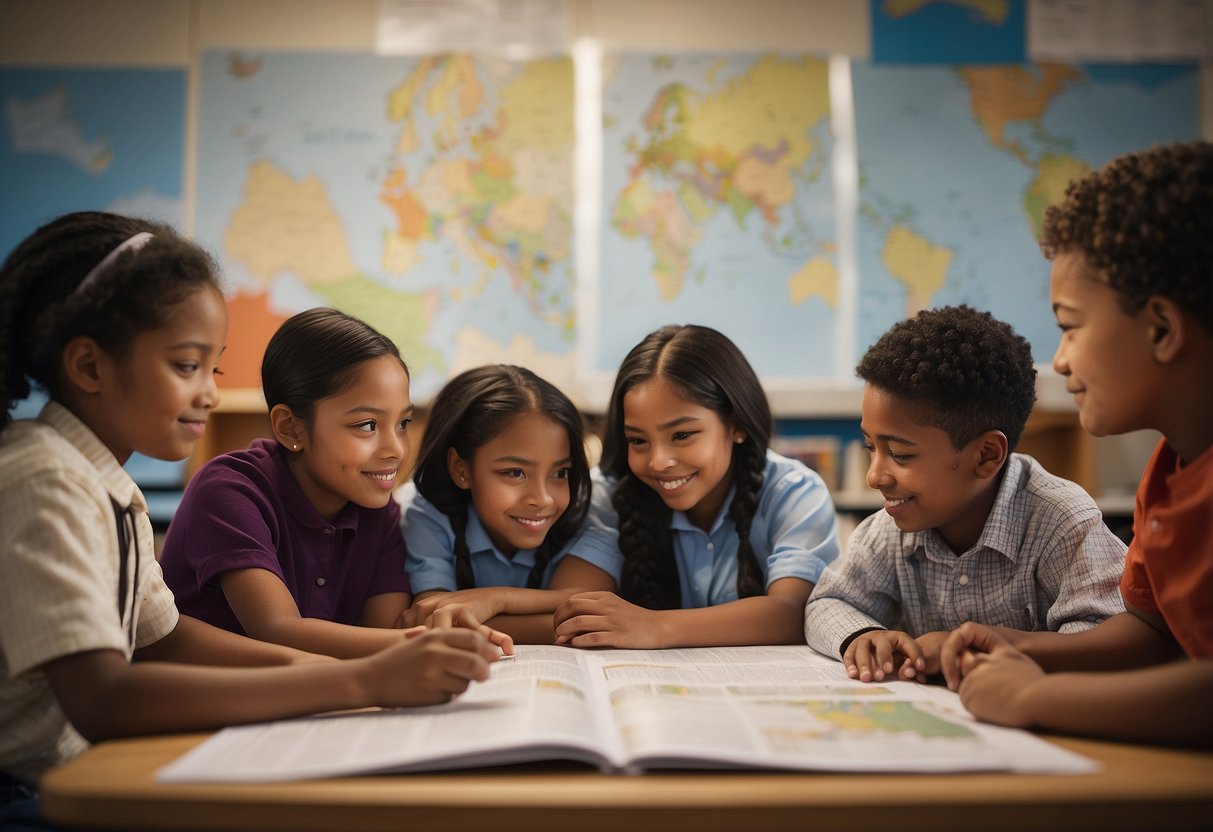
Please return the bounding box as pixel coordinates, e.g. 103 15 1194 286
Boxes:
1010 612 1185 672
485 612 559 644
1016 660 1213 747
657 594 808 647
244 615 409 659
134 615 316 667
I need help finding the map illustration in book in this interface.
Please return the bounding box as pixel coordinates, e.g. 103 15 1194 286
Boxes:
157 645 1095 783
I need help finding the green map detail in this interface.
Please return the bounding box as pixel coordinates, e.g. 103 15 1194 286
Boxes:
804 701 973 739
1023 153 1091 238
310 275 444 376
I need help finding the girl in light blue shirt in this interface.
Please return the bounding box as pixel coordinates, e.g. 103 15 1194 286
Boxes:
554 325 839 648
400 365 615 643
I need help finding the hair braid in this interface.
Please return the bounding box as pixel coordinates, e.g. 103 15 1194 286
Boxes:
728 441 767 599
617 476 680 609
450 508 476 590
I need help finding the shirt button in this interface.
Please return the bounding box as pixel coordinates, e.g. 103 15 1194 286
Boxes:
706 543 714 552
315 577 327 587
958 575 970 586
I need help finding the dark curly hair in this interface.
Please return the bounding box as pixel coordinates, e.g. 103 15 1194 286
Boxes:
1 211 221 428
856 305 1036 451
412 365 591 590
1040 141 1213 333
601 325 772 610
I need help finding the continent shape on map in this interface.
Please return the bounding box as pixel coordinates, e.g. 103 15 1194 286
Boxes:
866 64 1086 320
854 59 1196 363
380 55 575 334
5 86 112 174
223 159 444 376
197 51 580 396
613 54 834 305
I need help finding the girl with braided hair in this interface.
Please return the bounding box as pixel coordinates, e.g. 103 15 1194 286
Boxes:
554 324 839 648
398 365 616 643
0 215 500 824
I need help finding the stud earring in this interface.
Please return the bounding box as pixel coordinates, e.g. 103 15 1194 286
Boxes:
293 444 300 451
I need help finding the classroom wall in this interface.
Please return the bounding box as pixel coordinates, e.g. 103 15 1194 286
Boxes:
2 0 1208 497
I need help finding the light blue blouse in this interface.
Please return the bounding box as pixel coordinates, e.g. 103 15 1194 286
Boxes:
398 482 611 593
569 450 840 608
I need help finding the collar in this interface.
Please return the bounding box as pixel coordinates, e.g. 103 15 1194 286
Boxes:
464 506 537 567
39 401 145 512
910 454 1025 563
669 483 737 536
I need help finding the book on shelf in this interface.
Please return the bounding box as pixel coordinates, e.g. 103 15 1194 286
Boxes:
157 645 1095 783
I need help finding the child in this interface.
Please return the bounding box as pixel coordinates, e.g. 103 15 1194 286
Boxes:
803 305 1126 682
939 141 1213 747
0 213 498 815
553 324 840 647
159 308 508 659
398 364 617 643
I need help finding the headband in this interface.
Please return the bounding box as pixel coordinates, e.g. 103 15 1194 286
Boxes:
73 231 154 297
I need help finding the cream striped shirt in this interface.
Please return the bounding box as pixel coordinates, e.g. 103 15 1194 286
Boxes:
0 402 178 783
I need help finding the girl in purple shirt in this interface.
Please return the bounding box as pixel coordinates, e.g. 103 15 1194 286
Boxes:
161 308 511 658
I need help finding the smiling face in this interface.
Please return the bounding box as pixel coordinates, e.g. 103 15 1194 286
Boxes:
288 354 413 521
860 384 999 554
622 377 744 532
1050 249 1161 438
449 410 572 557
95 284 228 464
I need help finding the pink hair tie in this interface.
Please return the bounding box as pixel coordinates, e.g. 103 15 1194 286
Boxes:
73 231 154 296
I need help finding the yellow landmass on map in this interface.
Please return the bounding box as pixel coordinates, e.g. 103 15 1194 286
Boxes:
959 64 1084 164
788 257 838 308
613 178 704 301
496 57 574 158
1023 153 1090 238
735 155 796 217
449 327 578 394
224 160 357 284
309 276 444 375
386 56 439 153
883 0 1009 25
882 225 952 316
685 55 829 171
426 55 484 147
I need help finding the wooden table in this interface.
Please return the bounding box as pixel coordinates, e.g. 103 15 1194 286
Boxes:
40 731 1213 832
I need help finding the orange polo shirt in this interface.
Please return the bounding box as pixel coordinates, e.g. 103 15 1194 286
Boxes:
1120 439 1213 659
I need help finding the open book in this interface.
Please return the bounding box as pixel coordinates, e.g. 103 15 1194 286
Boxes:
157 645 1095 783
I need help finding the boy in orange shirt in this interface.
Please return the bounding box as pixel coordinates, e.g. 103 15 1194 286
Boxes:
940 141 1213 747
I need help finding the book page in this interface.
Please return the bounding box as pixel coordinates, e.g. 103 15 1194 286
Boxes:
157 645 610 783
579 646 1096 774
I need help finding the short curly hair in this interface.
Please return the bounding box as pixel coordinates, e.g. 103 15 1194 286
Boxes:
857 305 1036 451
1040 141 1213 333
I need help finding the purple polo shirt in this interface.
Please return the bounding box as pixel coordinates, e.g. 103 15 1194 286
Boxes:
160 438 410 635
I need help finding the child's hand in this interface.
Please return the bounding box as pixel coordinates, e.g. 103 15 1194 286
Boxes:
401 589 503 630
938 621 1012 690
843 629 925 682
553 591 663 648
956 641 1046 728
427 604 515 656
364 627 498 706
911 630 951 678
